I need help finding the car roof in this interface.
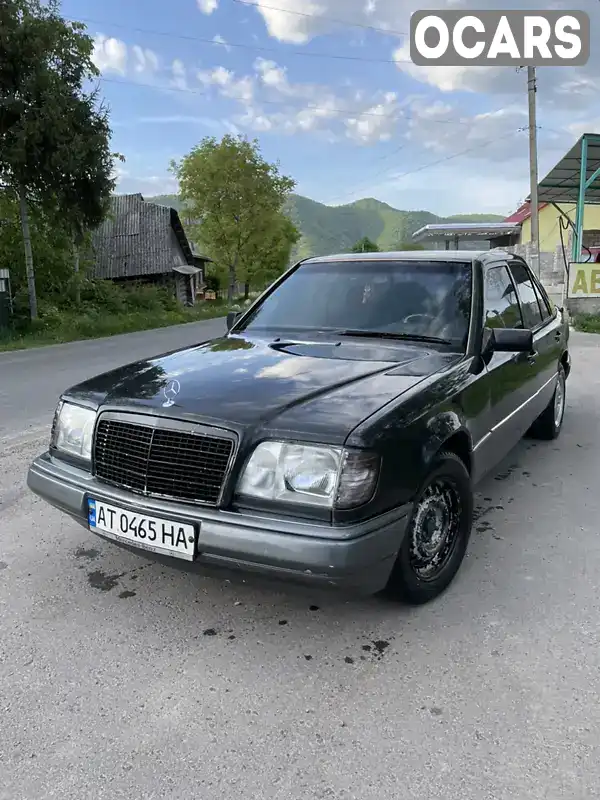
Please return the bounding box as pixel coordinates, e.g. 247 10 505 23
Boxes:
301 249 514 265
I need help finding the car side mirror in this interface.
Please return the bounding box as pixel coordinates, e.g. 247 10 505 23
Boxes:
485 327 533 354
226 311 241 331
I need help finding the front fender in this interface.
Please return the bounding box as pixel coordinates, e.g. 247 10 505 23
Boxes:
422 410 471 470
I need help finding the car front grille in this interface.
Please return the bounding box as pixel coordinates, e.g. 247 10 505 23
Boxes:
93 417 235 505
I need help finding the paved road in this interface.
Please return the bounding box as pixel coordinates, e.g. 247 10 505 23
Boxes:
0 317 227 439
1 329 600 799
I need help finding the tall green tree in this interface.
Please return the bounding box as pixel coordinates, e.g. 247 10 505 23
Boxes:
171 135 296 303
0 0 115 319
240 213 300 296
51 91 118 303
0 189 74 306
351 236 380 253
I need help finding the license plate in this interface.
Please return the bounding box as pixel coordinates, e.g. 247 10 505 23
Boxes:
88 499 196 561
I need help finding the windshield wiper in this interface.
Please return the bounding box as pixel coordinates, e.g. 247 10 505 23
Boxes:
336 329 453 345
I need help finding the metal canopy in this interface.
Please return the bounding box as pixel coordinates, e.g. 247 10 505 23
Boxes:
528 133 600 261
534 134 600 205
412 222 521 242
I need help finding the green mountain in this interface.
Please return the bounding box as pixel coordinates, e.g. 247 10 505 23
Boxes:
147 193 504 259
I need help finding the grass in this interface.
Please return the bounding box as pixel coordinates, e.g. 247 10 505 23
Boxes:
0 303 234 352
572 313 600 334
0 281 249 352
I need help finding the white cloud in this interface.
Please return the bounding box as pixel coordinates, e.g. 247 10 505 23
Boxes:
245 0 600 112
171 59 187 90
255 58 290 92
198 66 255 103
247 0 367 44
406 101 529 160
345 92 400 144
92 35 159 79
393 39 520 95
92 35 128 75
320 93 580 209
197 0 218 13
132 45 159 75
196 58 408 144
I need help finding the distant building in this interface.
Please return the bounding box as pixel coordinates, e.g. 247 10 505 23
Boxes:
91 194 211 304
508 201 600 254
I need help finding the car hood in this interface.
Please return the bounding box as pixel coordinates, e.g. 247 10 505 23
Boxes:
66 334 459 443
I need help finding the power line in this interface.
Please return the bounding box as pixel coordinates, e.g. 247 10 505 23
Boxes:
76 15 412 65
231 0 409 38
325 128 526 206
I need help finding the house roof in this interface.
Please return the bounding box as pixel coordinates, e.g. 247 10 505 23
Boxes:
91 194 201 280
503 201 548 224
529 133 600 205
412 222 521 242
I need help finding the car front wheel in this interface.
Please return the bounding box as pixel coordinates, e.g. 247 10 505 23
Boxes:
529 363 566 441
383 451 473 605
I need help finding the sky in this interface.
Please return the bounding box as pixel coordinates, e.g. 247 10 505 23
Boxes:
62 0 600 217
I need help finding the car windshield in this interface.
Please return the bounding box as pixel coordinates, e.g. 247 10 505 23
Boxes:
236 259 473 349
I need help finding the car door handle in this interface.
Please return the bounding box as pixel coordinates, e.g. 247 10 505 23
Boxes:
528 351 538 365
554 331 562 342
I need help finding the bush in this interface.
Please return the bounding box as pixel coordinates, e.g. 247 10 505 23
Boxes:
79 279 128 314
572 313 600 333
0 278 232 351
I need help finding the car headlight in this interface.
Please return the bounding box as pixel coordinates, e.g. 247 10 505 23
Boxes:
50 401 96 462
237 441 379 509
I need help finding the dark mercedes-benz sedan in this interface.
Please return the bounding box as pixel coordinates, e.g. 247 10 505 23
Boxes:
28 250 570 604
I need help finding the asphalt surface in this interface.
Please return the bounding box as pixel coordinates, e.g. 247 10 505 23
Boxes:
0 317 227 440
1 325 600 800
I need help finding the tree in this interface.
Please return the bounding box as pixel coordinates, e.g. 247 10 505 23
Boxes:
0 189 75 308
0 0 115 319
171 135 296 303
395 241 425 251
50 91 118 303
351 236 380 253
239 213 300 296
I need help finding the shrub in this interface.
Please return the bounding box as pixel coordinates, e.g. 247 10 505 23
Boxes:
573 313 600 333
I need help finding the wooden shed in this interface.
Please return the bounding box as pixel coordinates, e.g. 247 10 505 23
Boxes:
91 194 211 304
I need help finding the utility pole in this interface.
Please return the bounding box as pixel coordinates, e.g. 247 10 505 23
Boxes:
527 66 540 278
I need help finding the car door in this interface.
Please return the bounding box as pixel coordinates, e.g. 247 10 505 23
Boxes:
475 262 539 472
506 257 562 421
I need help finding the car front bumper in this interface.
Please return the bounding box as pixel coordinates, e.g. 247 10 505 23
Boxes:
27 452 411 595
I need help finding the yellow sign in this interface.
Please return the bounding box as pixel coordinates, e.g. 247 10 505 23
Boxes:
568 262 600 298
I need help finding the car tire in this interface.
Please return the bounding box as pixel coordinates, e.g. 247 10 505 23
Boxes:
528 363 566 441
383 451 473 606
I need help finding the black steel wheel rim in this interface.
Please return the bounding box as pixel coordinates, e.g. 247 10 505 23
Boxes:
408 478 463 582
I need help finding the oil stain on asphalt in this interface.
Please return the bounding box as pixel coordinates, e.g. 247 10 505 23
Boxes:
74 547 100 560
87 570 126 591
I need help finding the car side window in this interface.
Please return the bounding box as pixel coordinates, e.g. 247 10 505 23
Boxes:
508 262 544 328
530 273 554 321
484 266 523 329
